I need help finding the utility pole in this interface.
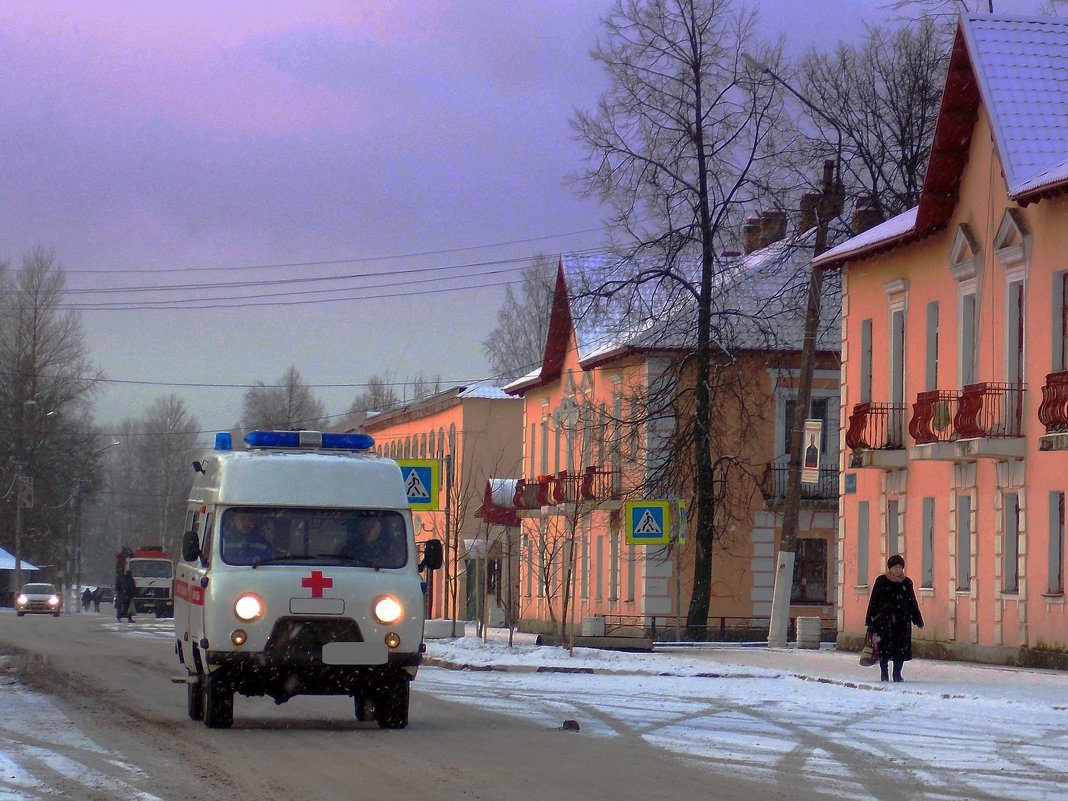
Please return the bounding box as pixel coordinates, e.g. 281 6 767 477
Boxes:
742 54 846 648
768 164 844 647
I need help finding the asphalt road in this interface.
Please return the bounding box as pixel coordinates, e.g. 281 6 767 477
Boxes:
0 610 841 801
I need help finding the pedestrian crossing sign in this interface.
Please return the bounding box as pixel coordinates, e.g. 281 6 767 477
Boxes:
624 500 671 545
396 459 440 511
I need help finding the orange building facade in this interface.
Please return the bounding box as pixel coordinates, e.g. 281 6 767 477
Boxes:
817 14 1068 666
498 247 841 640
359 386 523 627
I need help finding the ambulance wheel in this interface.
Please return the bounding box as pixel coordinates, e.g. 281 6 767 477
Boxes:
187 676 204 721
202 674 233 729
374 679 409 729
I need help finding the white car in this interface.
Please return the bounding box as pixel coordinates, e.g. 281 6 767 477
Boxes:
16 583 62 617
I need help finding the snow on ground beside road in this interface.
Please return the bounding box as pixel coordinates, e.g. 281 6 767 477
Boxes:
421 634 1068 801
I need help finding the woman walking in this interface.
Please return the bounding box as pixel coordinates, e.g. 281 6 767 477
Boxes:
865 554 924 682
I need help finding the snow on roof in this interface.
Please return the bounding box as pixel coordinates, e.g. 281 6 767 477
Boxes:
456 384 515 400
812 207 918 268
962 14 1068 197
0 546 38 571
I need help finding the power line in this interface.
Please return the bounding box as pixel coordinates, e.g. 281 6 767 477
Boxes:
60 227 610 275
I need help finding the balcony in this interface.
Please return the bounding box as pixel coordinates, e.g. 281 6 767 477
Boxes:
846 402 907 469
952 382 1025 459
1039 371 1068 451
549 467 622 513
760 459 838 504
909 389 961 461
512 477 550 517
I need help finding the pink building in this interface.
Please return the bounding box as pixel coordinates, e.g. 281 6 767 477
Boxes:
816 14 1068 667
495 229 841 640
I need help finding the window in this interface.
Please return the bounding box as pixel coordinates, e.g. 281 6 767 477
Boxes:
528 424 536 478
860 319 873 403
609 530 619 601
925 302 939 391
960 289 977 386
857 501 870 586
1055 272 1068 372
921 497 935 588
595 535 604 601
887 499 900 558
957 494 972 591
1003 493 1019 594
791 538 827 603
581 525 590 600
1007 280 1024 385
1049 492 1064 595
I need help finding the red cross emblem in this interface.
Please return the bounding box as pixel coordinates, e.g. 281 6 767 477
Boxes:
301 570 333 598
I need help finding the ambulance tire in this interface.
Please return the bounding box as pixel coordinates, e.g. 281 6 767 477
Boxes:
354 696 373 721
202 674 234 729
374 679 409 729
187 676 204 721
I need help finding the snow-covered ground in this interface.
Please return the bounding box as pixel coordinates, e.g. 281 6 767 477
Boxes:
2 615 1067 800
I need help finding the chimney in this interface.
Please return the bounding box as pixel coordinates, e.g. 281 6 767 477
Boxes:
758 210 787 248
851 195 883 234
799 192 820 233
743 216 761 254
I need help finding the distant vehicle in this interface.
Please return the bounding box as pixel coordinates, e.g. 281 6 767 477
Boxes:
16 583 62 617
95 586 114 604
116 545 174 617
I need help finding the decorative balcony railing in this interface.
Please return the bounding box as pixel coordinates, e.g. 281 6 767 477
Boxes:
580 466 621 501
1039 371 1068 434
845 402 907 450
551 470 582 504
952 382 1025 439
760 459 838 501
909 390 959 444
513 477 550 510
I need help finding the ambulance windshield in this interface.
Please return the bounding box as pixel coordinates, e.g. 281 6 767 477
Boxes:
219 507 408 568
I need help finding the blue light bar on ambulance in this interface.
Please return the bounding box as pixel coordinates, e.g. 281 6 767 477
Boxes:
243 430 375 451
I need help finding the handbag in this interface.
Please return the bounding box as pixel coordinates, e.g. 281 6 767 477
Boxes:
858 629 880 667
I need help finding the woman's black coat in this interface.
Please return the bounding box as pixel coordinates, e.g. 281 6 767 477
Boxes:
865 574 924 661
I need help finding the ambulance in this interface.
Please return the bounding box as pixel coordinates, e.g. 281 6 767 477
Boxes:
174 430 442 729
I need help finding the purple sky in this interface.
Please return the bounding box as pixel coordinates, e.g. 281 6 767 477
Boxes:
0 1 891 432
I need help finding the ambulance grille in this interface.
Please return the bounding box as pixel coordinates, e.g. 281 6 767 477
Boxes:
264 617 363 665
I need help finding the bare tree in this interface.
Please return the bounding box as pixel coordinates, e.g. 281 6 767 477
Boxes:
795 18 948 221
483 255 557 382
570 0 789 637
240 365 326 432
138 395 200 555
347 374 399 415
0 248 102 583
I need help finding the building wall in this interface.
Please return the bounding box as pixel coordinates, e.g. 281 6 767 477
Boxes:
838 105 1068 664
363 392 523 623
514 328 840 638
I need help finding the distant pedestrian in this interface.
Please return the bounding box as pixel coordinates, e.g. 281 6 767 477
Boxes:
92 587 101 612
116 570 136 623
865 554 924 682
81 587 92 611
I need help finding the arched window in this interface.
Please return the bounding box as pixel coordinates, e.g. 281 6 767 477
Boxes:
420 433 427 457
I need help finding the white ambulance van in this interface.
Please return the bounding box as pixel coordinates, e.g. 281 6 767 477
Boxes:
174 430 442 729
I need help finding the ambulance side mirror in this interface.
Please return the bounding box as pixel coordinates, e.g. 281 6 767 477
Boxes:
419 539 443 571
182 529 202 562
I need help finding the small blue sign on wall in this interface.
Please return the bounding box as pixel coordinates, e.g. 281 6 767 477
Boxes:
844 473 856 495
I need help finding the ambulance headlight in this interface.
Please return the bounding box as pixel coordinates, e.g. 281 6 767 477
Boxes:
234 593 264 622
373 596 402 624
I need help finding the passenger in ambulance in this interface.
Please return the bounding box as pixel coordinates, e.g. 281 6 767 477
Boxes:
221 510 274 565
343 516 404 568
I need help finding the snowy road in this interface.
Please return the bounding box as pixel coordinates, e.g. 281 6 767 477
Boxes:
1 610 1067 801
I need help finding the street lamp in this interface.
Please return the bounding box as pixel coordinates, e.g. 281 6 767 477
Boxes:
743 54 845 648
